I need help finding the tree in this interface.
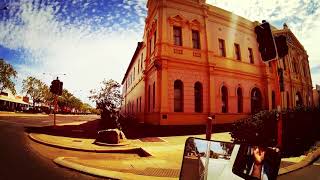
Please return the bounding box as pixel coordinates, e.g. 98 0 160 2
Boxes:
57 89 84 113
89 79 122 129
42 84 54 104
22 76 46 107
0 59 17 94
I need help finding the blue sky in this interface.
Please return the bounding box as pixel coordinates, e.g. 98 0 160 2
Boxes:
0 0 319 104
194 139 228 155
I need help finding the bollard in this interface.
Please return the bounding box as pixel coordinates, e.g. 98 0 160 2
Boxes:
206 115 215 140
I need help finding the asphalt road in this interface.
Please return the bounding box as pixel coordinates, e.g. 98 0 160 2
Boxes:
278 157 320 180
0 114 318 180
0 115 108 180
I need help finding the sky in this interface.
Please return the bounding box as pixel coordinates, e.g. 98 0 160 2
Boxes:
194 139 226 155
0 0 319 105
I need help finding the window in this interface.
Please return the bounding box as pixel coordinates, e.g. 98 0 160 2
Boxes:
132 101 134 114
133 67 135 80
126 81 128 92
251 88 262 113
221 86 228 113
272 91 276 109
194 82 203 112
153 82 155 110
173 26 182 46
141 53 143 71
148 85 151 112
286 91 290 109
138 59 140 74
237 87 243 113
136 98 138 113
174 80 183 112
248 48 254 64
139 97 142 112
234 43 241 60
218 39 226 57
192 30 200 49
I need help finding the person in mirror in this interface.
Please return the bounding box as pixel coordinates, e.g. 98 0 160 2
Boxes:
249 146 271 180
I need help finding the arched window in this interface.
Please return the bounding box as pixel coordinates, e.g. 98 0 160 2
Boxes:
237 87 243 113
296 91 303 106
153 82 156 110
148 85 151 112
272 91 276 109
194 82 203 112
221 86 228 113
286 91 290 109
251 87 262 114
174 80 183 112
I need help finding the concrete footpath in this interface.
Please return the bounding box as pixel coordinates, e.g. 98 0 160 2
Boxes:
28 131 320 180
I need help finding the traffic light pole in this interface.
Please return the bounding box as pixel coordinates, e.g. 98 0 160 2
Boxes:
269 25 283 149
272 60 283 148
255 20 288 149
53 94 58 128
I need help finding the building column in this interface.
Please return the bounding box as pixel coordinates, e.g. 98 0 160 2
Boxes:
160 60 169 112
209 73 215 113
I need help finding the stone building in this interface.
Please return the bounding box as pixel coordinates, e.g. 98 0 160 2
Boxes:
121 0 313 125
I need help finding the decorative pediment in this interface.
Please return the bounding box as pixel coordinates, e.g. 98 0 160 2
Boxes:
168 15 188 27
188 19 201 30
146 19 157 37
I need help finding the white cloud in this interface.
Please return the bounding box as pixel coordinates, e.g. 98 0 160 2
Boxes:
208 0 320 86
1 0 319 106
0 0 144 105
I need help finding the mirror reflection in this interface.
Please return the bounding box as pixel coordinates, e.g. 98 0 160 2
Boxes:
180 138 281 180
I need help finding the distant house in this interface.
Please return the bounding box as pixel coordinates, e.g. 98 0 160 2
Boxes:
0 90 29 111
121 0 313 125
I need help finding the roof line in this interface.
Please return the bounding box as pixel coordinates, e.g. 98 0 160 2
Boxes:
121 42 143 84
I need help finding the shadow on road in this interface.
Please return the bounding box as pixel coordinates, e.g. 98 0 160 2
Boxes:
25 119 101 139
121 123 234 139
25 119 234 140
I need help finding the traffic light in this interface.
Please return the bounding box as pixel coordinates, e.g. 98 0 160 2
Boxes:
58 81 63 96
255 21 277 61
50 78 63 96
275 35 288 58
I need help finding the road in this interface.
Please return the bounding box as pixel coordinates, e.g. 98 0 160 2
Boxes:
0 113 318 180
278 157 320 180
0 114 107 180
